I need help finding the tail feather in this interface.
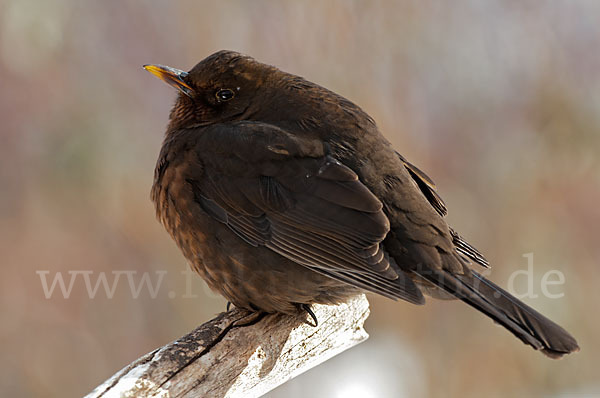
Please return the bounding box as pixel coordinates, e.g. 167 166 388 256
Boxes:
414 266 579 358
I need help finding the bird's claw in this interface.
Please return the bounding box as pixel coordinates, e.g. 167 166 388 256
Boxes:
301 304 318 327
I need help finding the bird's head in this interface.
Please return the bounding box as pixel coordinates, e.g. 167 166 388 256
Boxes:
144 50 278 131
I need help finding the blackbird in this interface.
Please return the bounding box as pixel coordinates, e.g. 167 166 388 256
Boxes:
143 50 579 358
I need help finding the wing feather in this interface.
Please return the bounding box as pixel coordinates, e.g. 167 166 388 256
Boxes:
188 122 425 304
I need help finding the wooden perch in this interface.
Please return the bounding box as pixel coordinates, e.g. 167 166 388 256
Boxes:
86 294 370 398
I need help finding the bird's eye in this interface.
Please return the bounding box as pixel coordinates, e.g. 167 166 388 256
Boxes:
216 89 235 102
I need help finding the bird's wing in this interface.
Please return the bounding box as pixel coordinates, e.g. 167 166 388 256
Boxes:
395 151 489 268
396 151 448 217
187 121 424 304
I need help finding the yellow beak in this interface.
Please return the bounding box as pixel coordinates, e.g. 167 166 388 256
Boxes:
143 64 193 96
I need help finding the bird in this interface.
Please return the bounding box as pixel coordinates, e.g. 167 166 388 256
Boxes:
143 50 579 358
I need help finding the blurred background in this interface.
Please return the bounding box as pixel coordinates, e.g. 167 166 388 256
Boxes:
1 1 599 397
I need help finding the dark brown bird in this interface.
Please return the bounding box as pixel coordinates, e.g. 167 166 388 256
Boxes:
143 50 579 358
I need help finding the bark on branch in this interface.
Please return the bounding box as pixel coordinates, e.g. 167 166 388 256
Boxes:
86 294 370 398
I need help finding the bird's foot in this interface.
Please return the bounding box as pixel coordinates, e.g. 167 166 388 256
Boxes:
301 304 318 327
232 311 266 327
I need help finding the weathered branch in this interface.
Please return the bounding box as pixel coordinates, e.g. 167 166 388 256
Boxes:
86 294 370 398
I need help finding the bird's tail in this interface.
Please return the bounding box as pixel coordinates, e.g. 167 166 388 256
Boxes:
414 266 579 358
